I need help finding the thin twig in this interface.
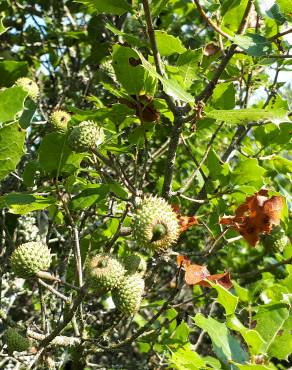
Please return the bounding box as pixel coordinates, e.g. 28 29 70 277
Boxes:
37 279 71 303
177 121 224 194
269 27 292 40
192 0 233 40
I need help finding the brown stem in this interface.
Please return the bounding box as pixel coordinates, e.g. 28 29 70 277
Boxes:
192 0 233 40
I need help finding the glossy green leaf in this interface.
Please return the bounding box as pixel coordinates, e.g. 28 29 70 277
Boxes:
105 23 146 48
176 50 202 88
211 282 238 316
76 0 131 15
0 122 25 180
232 281 251 303
277 0 292 20
0 61 28 87
205 108 289 125
234 34 272 56
232 158 266 187
137 51 194 103
38 133 84 175
194 313 248 365
211 82 236 109
19 98 37 129
168 346 206 370
155 31 186 56
0 86 27 123
254 303 291 359
70 184 109 210
255 0 286 24
0 193 56 214
112 45 157 95
227 315 266 355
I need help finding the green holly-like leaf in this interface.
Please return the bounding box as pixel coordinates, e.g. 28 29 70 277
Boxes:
210 282 238 316
211 82 236 109
194 313 248 366
168 346 207 370
155 31 186 56
38 133 84 175
106 23 146 48
137 51 194 103
70 184 109 210
254 303 292 360
0 61 28 88
0 122 25 181
233 34 272 57
176 49 202 89
232 158 266 188
0 87 27 123
112 45 157 95
227 315 266 355
205 108 289 125
0 193 56 215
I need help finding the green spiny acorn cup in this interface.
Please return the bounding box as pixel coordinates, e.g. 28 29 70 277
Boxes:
112 273 145 316
67 120 104 152
124 254 147 276
261 226 290 252
15 77 39 101
132 195 180 251
4 328 30 354
10 241 52 279
86 254 126 294
50 110 71 133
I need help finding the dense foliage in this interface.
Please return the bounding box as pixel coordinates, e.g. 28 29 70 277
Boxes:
0 0 291 369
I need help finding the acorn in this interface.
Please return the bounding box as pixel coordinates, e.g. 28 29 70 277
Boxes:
15 77 39 101
261 227 289 252
10 242 51 279
112 273 144 316
50 110 71 133
4 328 30 354
86 254 125 294
132 195 180 251
67 120 104 152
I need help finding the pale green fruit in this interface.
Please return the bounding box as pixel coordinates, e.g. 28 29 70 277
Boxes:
132 196 180 251
112 273 144 316
67 120 104 152
15 77 39 101
4 328 30 354
86 254 125 294
50 110 71 133
10 242 51 278
124 254 147 276
261 227 289 252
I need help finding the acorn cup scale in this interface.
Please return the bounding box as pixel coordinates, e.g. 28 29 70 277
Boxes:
112 273 145 316
86 254 126 294
132 196 180 251
261 226 289 252
50 110 71 133
10 242 52 279
67 120 104 152
15 77 39 101
4 328 30 354
124 253 147 276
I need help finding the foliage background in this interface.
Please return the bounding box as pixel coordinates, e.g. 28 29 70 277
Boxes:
0 0 291 369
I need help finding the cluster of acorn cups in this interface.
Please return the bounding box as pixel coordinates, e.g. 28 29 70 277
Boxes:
8 196 181 316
